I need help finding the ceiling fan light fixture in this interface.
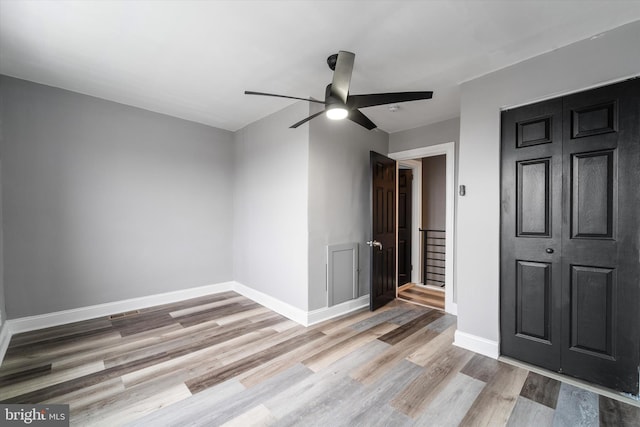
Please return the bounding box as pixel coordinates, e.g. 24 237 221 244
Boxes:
326 106 348 120
245 51 433 130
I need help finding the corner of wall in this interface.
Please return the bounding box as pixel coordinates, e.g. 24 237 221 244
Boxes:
454 329 499 359
230 101 310 313
307 107 388 311
0 321 10 365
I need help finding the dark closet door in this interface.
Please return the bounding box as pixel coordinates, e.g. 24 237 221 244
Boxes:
501 78 640 394
560 79 640 393
500 98 564 372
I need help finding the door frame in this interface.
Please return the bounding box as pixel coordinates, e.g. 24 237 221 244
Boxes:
398 160 422 285
389 142 457 315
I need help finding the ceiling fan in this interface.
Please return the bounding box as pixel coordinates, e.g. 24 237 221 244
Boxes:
245 51 433 130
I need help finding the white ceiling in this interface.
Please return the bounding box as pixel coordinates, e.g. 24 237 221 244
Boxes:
1 1 639 133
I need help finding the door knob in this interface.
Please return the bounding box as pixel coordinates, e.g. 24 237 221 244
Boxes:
366 240 383 250
545 248 554 254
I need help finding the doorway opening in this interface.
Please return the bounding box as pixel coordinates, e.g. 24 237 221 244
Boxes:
389 142 456 315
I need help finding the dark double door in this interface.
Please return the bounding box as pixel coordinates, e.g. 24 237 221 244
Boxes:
500 78 640 393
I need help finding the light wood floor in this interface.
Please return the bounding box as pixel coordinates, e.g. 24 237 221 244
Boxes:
398 283 445 310
1 292 638 426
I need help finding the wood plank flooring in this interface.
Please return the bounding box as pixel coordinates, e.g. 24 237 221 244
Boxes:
398 283 445 310
1 292 638 426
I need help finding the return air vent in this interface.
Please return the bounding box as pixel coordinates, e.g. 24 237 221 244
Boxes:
109 310 140 320
327 242 358 306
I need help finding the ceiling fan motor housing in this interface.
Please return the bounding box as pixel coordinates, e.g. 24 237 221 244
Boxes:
327 53 338 71
324 84 342 106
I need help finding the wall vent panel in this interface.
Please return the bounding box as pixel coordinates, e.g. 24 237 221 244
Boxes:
327 243 359 307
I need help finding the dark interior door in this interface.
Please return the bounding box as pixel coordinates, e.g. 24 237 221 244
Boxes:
500 98 564 372
501 78 640 394
370 151 397 311
559 80 639 393
398 169 413 286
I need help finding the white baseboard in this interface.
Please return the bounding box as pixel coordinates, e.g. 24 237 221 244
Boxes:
232 281 308 326
454 330 499 359
233 282 370 326
7 281 235 335
0 280 370 365
446 301 458 316
307 295 369 326
0 322 11 365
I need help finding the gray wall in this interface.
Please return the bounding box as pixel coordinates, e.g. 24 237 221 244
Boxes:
390 117 459 233
308 106 389 310
0 161 4 326
233 102 309 311
421 155 446 230
0 76 234 318
389 117 459 154
456 20 640 345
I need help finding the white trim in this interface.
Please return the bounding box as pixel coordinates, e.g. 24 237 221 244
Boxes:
389 142 457 315
7 281 235 334
502 74 639 112
232 281 308 326
307 294 369 326
398 159 422 284
454 330 499 359
233 282 368 327
0 281 371 365
0 322 11 364
389 144 452 161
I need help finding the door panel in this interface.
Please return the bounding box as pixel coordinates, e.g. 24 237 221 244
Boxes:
561 79 639 393
502 78 640 394
516 260 552 342
370 151 397 311
517 159 551 236
501 98 563 372
571 150 615 238
517 115 553 147
569 265 615 358
571 101 616 138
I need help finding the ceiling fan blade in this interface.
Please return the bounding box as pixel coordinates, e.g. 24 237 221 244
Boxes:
348 91 433 109
290 110 326 128
330 51 355 104
245 91 326 105
348 109 377 130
